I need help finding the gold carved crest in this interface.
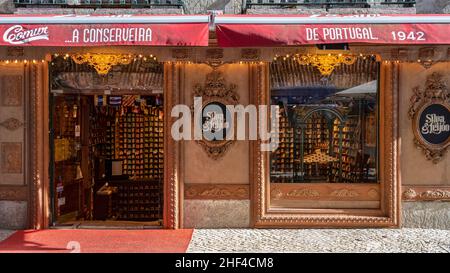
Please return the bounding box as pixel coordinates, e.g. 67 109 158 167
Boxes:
408 72 450 163
193 69 239 160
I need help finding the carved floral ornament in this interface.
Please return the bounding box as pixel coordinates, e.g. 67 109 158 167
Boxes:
408 72 450 163
71 53 133 75
185 185 249 199
193 69 239 160
296 53 357 76
403 187 450 201
270 187 378 200
0 118 24 131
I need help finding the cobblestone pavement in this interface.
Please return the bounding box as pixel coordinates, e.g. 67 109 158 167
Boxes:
0 230 13 243
187 229 450 253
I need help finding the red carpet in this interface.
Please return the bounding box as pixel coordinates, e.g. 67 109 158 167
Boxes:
0 229 193 253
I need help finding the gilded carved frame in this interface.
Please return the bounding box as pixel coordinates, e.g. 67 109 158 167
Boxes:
250 62 400 228
192 68 239 160
408 72 450 163
29 61 181 229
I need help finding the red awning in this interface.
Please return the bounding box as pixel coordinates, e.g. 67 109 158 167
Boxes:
215 15 450 47
0 15 209 46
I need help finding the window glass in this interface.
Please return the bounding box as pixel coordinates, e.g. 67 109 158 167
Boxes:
270 54 379 184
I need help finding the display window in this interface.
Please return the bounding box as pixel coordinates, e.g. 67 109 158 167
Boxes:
267 54 380 209
49 55 165 226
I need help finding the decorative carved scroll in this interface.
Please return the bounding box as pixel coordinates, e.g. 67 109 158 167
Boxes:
1 75 23 106
241 48 260 60
403 186 450 201
185 184 249 200
408 72 450 163
172 48 190 60
1 143 22 174
193 69 239 159
0 118 24 131
418 47 436 69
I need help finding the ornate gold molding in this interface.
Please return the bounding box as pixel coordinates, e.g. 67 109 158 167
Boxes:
241 48 260 61
408 72 450 163
193 69 239 160
330 189 360 198
251 62 399 227
185 184 249 200
286 189 320 198
163 62 181 229
270 183 378 201
403 186 450 201
71 53 132 75
418 47 436 69
172 48 191 60
7 47 24 57
205 48 224 60
296 53 357 76
0 186 27 201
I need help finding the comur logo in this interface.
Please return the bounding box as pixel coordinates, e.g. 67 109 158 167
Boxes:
3 25 49 45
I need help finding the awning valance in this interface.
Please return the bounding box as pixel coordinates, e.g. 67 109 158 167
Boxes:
215 15 450 47
0 15 209 46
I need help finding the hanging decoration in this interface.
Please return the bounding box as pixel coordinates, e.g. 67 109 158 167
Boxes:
409 72 450 163
70 53 133 75
295 54 357 76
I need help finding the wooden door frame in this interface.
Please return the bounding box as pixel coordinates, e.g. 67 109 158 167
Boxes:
29 60 182 229
249 61 401 228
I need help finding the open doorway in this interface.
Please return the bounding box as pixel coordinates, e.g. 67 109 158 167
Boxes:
49 54 164 228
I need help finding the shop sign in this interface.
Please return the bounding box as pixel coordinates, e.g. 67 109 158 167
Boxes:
0 15 209 46
201 101 231 141
409 72 450 163
192 69 239 160
418 104 450 145
215 15 450 46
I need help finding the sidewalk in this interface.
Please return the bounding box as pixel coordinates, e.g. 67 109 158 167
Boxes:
0 228 449 253
0 230 13 243
187 228 450 253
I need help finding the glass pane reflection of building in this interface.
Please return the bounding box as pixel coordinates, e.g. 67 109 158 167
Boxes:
270 55 379 184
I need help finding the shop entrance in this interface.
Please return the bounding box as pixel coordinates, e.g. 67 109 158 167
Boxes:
48 55 164 227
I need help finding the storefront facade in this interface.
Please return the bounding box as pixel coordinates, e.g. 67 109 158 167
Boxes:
0 11 449 230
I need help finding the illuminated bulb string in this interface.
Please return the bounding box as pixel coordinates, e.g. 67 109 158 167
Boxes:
52 53 158 62
1 59 46 64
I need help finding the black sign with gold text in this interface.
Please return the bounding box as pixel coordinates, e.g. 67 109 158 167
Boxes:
418 103 450 145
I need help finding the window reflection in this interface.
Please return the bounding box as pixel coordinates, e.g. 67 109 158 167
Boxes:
270 56 379 184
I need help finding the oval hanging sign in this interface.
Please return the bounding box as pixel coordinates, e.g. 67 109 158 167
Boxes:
418 103 450 145
409 72 450 163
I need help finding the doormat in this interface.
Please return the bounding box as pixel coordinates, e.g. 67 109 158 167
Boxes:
0 229 193 253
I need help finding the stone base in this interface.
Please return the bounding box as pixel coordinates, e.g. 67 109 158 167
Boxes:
402 202 450 230
184 200 250 228
0 201 27 229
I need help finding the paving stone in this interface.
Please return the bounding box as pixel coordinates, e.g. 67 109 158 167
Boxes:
187 229 450 253
0 230 13 243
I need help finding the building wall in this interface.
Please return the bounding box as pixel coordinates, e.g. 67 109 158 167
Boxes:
0 1 449 229
0 63 28 229
182 63 251 228
398 62 450 229
399 62 450 186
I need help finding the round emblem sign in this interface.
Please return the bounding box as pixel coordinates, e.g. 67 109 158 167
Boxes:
418 103 450 145
201 102 231 141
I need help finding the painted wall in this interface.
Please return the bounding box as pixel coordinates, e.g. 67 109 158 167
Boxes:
398 62 450 186
183 63 250 185
182 63 251 228
0 63 27 229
